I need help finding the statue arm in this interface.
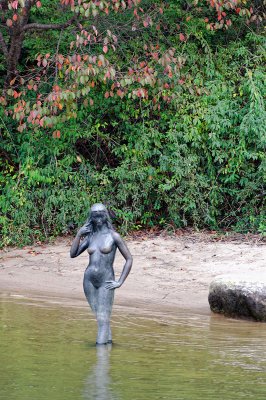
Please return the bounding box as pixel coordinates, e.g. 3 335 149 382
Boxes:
105 232 133 290
70 229 90 258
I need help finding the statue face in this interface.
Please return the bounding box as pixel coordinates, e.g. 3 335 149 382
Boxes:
90 211 108 227
90 203 109 228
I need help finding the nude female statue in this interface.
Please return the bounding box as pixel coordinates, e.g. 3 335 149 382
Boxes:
70 203 133 345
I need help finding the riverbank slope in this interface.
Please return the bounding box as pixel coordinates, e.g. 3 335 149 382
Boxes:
0 233 265 315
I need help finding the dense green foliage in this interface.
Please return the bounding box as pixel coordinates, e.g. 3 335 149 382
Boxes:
0 1 265 246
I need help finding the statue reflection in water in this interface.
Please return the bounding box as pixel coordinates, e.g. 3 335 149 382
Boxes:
70 203 133 345
83 344 119 400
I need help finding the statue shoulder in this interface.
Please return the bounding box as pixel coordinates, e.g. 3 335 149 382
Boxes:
111 231 122 243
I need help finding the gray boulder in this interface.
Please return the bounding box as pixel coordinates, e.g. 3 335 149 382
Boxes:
208 273 266 321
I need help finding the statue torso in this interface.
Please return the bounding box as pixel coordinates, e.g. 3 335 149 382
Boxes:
84 232 117 287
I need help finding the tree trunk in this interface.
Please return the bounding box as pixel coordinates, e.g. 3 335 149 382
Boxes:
4 31 25 89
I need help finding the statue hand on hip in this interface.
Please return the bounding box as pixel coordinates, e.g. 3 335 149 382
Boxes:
105 280 121 290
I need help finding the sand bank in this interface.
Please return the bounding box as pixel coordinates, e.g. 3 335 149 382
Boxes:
0 233 265 315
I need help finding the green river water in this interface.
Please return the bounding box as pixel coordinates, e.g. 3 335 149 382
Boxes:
0 295 265 400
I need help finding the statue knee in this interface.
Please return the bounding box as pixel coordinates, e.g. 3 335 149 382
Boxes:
97 312 109 327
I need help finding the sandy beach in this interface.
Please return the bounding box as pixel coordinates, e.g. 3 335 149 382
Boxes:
0 233 265 315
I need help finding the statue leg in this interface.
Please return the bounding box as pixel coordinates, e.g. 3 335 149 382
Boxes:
95 286 114 345
108 326 112 343
83 277 98 315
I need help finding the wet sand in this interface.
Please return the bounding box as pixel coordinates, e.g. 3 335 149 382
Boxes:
0 234 265 315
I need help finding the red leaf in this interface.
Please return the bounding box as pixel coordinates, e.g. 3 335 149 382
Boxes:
13 14 18 22
6 19 13 27
36 1 42 8
179 33 185 42
11 0 18 9
103 45 108 54
53 130 61 138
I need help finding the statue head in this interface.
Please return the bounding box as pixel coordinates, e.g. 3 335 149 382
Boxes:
90 203 108 214
88 203 114 231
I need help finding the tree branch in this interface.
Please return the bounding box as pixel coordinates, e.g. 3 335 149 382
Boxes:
0 31 8 57
22 17 76 32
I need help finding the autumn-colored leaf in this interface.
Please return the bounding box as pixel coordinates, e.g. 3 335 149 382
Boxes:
11 0 18 9
13 90 20 99
103 45 108 54
0 97 7 105
179 33 185 42
6 19 13 27
53 130 61 138
36 1 42 8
